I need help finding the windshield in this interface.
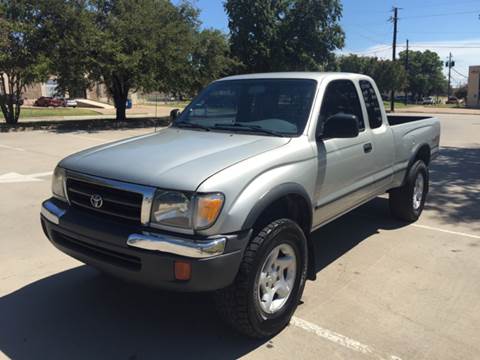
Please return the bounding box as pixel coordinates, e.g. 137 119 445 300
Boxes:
174 79 317 137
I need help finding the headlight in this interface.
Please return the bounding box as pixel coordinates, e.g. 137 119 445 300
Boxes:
150 191 224 230
151 191 193 228
52 166 66 201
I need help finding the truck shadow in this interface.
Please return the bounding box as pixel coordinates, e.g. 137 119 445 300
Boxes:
0 266 265 360
311 196 407 272
1 145 477 360
426 146 480 228
0 198 407 360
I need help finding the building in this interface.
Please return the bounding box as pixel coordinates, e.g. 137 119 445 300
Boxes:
3 74 158 106
467 65 480 108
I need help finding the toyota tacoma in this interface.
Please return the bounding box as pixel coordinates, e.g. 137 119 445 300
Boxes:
41 72 440 338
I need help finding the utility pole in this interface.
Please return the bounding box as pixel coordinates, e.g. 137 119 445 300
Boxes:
446 53 454 97
404 39 409 106
390 7 399 112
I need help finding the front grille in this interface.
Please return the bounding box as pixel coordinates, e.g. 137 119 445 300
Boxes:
66 177 143 224
52 230 141 271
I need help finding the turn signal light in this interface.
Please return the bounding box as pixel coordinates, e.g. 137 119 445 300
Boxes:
174 261 191 281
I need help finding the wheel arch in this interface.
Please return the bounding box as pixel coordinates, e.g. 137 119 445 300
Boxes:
402 143 431 186
241 182 317 280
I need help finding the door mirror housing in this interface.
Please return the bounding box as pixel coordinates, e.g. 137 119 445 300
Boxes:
321 113 359 139
170 108 180 122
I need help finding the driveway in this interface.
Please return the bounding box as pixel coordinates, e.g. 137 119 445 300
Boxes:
0 113 479 359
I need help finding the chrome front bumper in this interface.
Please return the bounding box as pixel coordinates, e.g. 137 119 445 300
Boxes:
127 233 226 258
41 200 226 259
41 199 66 224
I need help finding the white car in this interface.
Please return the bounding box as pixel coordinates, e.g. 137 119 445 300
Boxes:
422 97 435 105
64 99 78 108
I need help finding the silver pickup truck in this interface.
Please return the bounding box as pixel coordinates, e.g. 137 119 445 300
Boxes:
41 72 440 338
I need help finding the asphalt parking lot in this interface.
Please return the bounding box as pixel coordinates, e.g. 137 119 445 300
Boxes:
0 113 479 360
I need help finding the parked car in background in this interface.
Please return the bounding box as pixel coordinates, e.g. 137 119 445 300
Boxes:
446 96 460 105
34 96 64 107
63 99 78 108
422 97 435 105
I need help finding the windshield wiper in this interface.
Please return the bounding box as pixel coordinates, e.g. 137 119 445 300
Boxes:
213 123 285 137
174 122 211 131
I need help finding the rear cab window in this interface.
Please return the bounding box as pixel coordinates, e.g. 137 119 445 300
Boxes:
359 80 383 129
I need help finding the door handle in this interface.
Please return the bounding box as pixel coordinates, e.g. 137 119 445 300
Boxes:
363 143 373 153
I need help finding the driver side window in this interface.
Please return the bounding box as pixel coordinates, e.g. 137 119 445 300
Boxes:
317 80 365 137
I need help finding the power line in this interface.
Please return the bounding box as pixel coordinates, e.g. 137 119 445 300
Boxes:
355 45 392 55
348 31 389 45
398 45 480 49
413 0 480 6
399 31 480 35
401 10 480 20
452 68 468 78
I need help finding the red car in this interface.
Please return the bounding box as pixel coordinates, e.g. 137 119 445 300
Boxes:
446 96 460 105
34 96 65 107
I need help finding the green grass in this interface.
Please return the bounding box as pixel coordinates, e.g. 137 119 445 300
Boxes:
383 101 464 109
383 101 410 109
143 101 190 109
427 103 463 108
19 107 101 118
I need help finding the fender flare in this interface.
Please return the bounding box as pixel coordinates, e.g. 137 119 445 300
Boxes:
241 182 317 281
402 143 431 186
241 182 313 231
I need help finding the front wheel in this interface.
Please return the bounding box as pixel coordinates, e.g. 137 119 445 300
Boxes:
215 219 308 338
389 160 429 222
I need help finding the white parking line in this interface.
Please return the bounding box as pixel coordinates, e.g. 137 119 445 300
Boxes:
66 134 110 142
411 223 480 240
0 144 26 152
0 171 52 183
291 316 402 360
357 213 480 240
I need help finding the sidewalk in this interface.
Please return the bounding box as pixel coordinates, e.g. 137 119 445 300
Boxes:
393 106 480 116
18 105 175 122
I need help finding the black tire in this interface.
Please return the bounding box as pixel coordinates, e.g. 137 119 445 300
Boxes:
389 160 429 222
215 218 308 338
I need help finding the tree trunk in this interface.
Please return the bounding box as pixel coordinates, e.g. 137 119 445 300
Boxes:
110 76 129 122
4 97 19 125
116 99 126 122
0 75 22 125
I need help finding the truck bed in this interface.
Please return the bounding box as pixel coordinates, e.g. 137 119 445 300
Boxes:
387 115 434 126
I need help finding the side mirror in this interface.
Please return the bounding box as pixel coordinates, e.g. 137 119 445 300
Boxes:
322 113 359 139
170 108 180 122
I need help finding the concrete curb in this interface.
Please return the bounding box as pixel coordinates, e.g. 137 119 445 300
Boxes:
0 116 170 132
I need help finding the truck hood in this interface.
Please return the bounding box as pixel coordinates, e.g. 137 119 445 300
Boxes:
60 127 290 190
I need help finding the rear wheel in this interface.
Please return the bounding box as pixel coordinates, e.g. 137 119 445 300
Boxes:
215 218 308 338
390 160 428 222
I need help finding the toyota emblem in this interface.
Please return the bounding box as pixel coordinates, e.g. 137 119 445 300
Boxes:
90 194 103 208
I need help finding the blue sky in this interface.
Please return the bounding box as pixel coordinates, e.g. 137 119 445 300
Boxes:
182 0 480 85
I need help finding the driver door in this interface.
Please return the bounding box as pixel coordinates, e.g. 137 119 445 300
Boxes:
313 79 376 227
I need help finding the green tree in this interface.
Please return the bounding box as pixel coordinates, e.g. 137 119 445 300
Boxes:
35 0 94 98
372 59 407 95
335 54 406 95
454 84 467 100
225 0 344 73
0 1 49 124
399 50 447 99
281 0 345 70
42 0 200 121
188 29 240 95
